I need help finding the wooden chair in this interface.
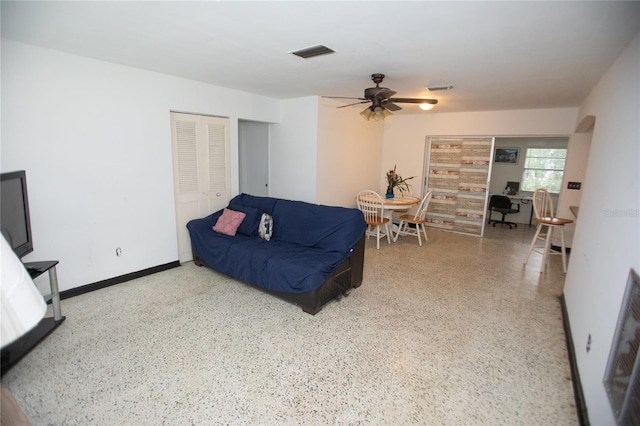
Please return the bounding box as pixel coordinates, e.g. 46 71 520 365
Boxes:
391 186 412 223
356 190 391 250
393 191 433 246
524 188 574 273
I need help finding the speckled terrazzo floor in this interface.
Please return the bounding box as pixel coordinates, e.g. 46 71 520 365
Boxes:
1 225 578 425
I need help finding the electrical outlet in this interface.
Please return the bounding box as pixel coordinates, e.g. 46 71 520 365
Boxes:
586 333 592 353
116 247 122 257
568 181 582 190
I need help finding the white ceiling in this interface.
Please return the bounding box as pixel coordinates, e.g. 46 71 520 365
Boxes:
2 1 639 114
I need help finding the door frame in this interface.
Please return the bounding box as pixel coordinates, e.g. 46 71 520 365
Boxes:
238 120 270 197
170 111 231 263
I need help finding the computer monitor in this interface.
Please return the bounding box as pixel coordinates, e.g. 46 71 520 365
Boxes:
506 181 520 195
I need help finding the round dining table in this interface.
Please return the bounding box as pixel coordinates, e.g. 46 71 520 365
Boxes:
379 195 421 224
357 193 422 243
358 193 420 207
378 195 421 209
358 193 421 218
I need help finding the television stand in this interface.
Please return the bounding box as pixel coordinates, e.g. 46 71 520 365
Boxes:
1 261 66 376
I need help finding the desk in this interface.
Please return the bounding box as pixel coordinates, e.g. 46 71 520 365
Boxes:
488 194 534 226
511 195 534 226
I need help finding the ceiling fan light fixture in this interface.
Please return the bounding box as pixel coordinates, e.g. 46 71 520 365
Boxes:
360 106 391 121
333 74 434 121
360 108 374 120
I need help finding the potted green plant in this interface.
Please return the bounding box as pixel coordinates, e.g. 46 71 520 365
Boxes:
386 165 414 198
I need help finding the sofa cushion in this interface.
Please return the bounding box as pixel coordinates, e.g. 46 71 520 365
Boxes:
272 200 366 254
228 204 262 237
212 208 246 236
226 240 344 293
187 217 345 293
229 193 278 216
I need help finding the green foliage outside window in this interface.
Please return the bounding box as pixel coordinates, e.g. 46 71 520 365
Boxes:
521 148 567 193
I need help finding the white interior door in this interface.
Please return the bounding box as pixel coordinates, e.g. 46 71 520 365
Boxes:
171 112 230 263
239 120 269 196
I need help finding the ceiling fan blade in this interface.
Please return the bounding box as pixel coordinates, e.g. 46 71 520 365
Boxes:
368 88 397 99
322 96 367 100
337 100 371 109
382 101 402 111
388 97 438 105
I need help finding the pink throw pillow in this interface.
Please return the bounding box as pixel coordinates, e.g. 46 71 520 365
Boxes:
212 208 246 236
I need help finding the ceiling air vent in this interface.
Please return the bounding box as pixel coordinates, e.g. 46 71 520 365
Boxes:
291 45 335 59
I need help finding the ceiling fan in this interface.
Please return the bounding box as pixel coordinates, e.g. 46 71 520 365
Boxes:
324 73 438 121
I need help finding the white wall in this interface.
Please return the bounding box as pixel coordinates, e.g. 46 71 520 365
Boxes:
1 40 280 291
490 139 530 197
269 97 319 203
556 130 592 246
564 33 640 425
316 98 384 208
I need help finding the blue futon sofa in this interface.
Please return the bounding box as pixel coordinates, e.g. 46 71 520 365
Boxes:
186 194 366 314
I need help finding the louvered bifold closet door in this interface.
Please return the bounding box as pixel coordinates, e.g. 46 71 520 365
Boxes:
174 118 199 194
203 116 231 214
424 136 494 236
171 112 230 263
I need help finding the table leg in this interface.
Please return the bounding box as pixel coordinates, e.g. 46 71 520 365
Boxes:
48 266 62 322
529 203 534 227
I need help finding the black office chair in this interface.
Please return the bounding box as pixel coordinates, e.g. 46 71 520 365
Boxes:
488 195 519 228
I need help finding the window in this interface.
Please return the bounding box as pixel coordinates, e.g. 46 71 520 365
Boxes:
521 148 567 193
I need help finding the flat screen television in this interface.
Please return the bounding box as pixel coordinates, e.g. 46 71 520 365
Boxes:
1 170 33 258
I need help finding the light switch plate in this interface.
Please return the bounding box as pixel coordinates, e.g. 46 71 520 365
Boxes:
568 181 582 190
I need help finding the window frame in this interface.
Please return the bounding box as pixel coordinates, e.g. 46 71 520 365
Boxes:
521 147 568 194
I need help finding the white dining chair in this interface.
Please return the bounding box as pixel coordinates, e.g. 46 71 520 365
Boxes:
524 188 574 273
392 186 412 223
356 190 391 250
394 191 433 246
